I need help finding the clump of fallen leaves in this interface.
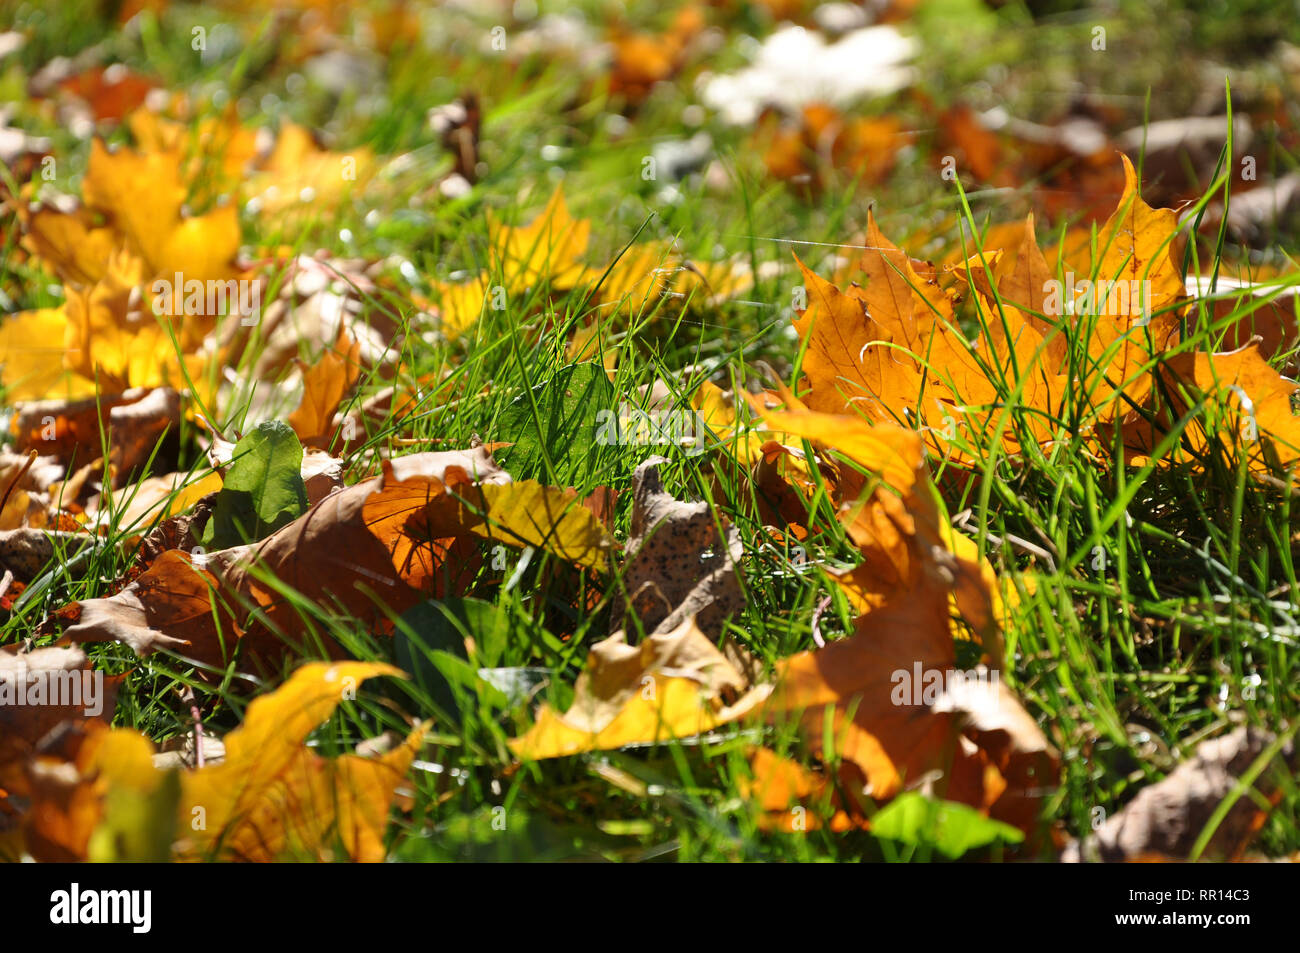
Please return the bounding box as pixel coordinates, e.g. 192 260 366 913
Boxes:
431 186 753 340
62 447 613 674
757 103 906 195
791 154 1300 479
7 662 420 862
607 5 708 109
508 411 1054 842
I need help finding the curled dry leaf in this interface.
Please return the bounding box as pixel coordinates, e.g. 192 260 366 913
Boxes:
0 528 94 581
613 455 744 640
91 469 223 541
287 328 362 448
11 386 180 481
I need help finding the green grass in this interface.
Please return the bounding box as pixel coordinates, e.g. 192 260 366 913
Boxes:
3 0 1300 861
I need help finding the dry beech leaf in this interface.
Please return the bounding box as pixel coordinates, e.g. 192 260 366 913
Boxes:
11 386 179 480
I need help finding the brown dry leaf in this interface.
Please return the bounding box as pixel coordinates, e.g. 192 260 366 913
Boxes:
613 455 745 640
63 449 612 671
742 746 871 833
793 257 913 423
932 102 1128 223
131 490 218 568
0 528 94 581
764 559 1054 835
1074 154 1185 418
226 254 404 382
52 65 156 123
11 386 179 481
935 104 1008 186
94 469 223 539
756 409 997 637
759 104 905 194
511 616 770 760
21 720 160 863
1062 726 1296 862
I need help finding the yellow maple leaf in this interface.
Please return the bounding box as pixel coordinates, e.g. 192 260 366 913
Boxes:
176 661 417 862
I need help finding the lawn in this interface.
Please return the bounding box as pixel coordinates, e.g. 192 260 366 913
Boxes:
1 0 1299 863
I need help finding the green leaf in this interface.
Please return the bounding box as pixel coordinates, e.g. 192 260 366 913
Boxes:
495 362 619 488
200 420 309 549
869 793 1024 859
